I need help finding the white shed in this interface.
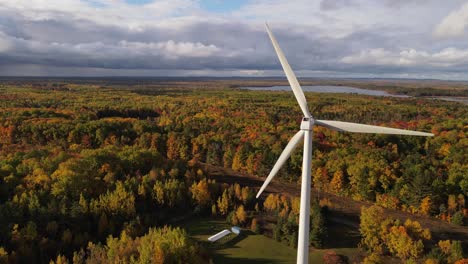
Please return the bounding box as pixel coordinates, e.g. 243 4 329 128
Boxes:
208 229 231 242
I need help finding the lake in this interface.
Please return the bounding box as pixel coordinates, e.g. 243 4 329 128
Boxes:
431 97 468 104
242 85 468 104
242 85 410 97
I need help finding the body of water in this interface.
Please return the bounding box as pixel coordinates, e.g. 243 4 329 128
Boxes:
242 85 410 97
430 97 468 104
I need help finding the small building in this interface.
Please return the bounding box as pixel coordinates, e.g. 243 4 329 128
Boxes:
231 226 241 235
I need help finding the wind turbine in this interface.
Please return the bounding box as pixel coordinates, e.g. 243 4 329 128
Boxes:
256 24 434 264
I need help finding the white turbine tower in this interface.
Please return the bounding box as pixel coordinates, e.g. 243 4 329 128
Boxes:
256 24 434 264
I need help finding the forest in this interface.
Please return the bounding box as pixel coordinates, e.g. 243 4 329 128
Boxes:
0 78 466 263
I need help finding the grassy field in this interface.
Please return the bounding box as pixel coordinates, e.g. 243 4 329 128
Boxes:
179 217 363 264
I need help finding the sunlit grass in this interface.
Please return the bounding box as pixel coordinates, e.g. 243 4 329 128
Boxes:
179 217 361 264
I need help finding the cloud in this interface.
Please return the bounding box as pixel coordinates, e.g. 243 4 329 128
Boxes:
382 0 427 8
5 0 199 22
239 69 266 76
0 31 12 52
0 0 467 79
0 32 229 69
341 47 468 68
433 2 468 38
118 40 222 59
320 0 356 11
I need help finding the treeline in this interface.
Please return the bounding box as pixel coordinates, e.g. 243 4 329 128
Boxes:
50 227 208 264
386 87 468 97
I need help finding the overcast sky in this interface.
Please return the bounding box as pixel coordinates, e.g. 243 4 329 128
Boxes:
1 0 468 79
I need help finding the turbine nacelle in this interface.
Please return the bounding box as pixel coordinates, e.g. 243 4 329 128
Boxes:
300 117 314 131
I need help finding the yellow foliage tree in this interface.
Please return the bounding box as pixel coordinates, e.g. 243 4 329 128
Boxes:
0 247 8 263
263 194 279 212
386 225 424 261
231 151 243 171
191 179 211 207
438 240 465 264
313 167 328 191
251 218 259 233
241 187 251 205
448 195 457 214
236 205 247 225
384 219 430 261
438 240 451 254
216 190 230 216
330 170 344 194
234 183 242 201
420 196 432 216
50 254 69 264
360 205 385 254
291 197 300 216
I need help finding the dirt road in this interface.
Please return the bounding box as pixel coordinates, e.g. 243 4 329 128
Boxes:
202 163 468 248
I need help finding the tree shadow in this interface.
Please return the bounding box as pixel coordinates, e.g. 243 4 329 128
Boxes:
323 211 361 249
222 232 247 248
323 222 361 249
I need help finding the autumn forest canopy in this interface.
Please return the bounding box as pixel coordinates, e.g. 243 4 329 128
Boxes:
0 78 466 263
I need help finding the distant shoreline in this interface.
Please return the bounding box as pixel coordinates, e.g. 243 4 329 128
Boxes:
242 85 468 105
1 77 467 104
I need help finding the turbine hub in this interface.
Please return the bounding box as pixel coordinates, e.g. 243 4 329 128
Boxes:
300 117 314 131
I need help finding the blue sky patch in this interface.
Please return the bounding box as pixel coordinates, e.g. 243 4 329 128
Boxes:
125 0 249 12
199 0 249 12
126 0 153 5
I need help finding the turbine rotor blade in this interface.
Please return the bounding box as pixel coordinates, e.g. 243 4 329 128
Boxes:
256 130 305 198
315 120 434 136
265 23 311 118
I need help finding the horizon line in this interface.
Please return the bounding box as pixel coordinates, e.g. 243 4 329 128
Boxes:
1 76 468 82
